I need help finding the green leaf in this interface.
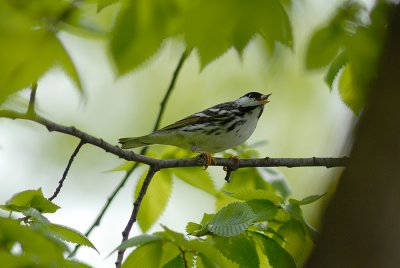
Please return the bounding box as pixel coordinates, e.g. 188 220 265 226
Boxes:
246 199 278 221
276 220 306 261
338 63 366 115
122 241 163 268
30 195 60 213
158 225 186 244
303 221 319 244
186 222 203 236
289 193 325 206
0 2 83 104
106 161 135 172
184 0 292 68
20 208 50 224
47 223 97 252
63 259 93 268
97 0 120 12
305 2 363 70
306 26 344 69
338 2 388 115
186 213 214 237
214 235 259 268
0 217 65 266
5 189 40 208
200 213 215 225
110 234 163 256
254 233 296 268
110 0 182 74
251 224 287 244
325 51 348 89
184 240 232 267
4 188 60 214
284 203 303 221
52 34 83 92
217 168 272 210
173 167 216 195
135 169 173 232
162 254 185 268
226 189 283 204
257 168 291 200
160 242 181 267
209 202 257 237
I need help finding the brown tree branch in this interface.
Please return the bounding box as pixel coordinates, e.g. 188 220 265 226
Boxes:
115 166 159 268
27 81 38 115
49 140 85 201
0 109 349 169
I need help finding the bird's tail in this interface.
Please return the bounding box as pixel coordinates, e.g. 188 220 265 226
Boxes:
118 136 153 149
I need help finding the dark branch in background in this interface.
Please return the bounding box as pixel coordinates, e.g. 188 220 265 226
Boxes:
69 162 139 257
115 166 159 268
49 140 85 201
71 50 189 257
153 49 189 130
27 81 38 115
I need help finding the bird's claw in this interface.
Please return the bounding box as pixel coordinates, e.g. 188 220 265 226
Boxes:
197 152 216 169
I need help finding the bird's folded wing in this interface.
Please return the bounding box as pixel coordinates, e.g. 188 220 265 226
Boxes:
159 113 230 131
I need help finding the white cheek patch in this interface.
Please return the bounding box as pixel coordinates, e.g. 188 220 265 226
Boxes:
209 109 219 112
236 96 258 107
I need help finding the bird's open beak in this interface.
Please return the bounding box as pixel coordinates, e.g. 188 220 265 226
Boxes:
259 93 271 104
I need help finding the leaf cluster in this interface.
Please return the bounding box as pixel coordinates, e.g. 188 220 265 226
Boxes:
306 1 391 114
0 0 293 106
115 188 323 267
1 0 392 118
113 146 324 267
0 0 89 104
110 0 292 73
0 188 97 267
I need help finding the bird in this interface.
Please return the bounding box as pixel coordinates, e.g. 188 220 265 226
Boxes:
119 92 271 162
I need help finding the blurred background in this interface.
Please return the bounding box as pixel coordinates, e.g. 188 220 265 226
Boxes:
0 0 370 266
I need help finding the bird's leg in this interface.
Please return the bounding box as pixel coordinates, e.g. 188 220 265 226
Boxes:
196 152 216 169
223 156 240 182
192 144 216 169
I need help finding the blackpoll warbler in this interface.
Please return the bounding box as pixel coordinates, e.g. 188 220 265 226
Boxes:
119 92 271 154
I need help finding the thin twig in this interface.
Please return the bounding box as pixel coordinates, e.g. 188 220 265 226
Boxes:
153 49 189 130
70 50 189 256
115 166 159 268
49 140 85 201
27 81 38 115
69 162 139 257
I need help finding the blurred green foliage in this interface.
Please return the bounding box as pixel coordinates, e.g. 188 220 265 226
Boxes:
1 0 389 115
306 1 390 114
110 0 292 73
0 0 83 104
0 189 96 267
0 0 394 266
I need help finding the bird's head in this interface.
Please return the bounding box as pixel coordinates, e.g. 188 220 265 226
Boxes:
236 92 271 107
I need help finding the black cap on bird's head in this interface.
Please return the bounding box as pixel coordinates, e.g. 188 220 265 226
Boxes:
237 92 271 107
